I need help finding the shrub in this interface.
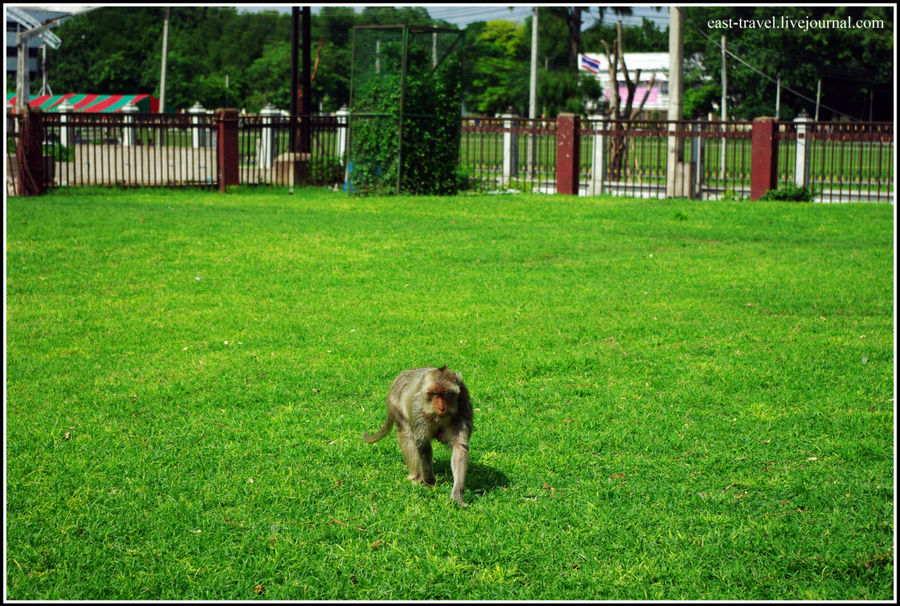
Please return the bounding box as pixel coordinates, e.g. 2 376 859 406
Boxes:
760 184 815 202
348 27 463 196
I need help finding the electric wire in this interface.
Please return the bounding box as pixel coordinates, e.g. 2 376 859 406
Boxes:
682 14 864 120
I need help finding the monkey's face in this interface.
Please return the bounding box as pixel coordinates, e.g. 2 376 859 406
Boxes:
426 386 457 417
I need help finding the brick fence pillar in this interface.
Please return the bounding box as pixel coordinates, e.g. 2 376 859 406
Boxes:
217 108 239 191
16 106 45 196
750 116 778 200
556 113 580 195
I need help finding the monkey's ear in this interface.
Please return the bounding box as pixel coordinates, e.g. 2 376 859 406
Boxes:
454 371 463 382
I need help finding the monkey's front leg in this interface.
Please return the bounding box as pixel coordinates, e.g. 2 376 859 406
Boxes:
418 440 435 485
449 441 469 507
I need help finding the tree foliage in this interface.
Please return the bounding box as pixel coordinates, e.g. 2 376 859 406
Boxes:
45 5 662 117
42 6 891 121
682 6 894 120
461 20 529 116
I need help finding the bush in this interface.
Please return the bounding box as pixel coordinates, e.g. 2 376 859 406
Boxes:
759 184 815 202
348 28 463 196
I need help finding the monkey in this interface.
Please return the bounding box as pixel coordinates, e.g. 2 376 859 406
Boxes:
363 366 473 507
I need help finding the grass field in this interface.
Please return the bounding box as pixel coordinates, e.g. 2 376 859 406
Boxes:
5 186 895 600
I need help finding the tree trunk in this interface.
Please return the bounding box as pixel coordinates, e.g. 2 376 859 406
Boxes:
567 7 582 72
602 20 658 181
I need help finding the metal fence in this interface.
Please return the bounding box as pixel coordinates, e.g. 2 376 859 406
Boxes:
460 116 557 193
579 119 753 199
577 118 892 202
5 110 347 194
777 120 894 203
6 112 19 196
6 110 893 203
237 113 347 187
38 112 219 188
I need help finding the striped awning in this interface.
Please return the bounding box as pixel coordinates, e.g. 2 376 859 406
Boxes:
6 93 171 113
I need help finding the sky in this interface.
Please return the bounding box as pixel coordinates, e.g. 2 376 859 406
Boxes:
12 4 670 30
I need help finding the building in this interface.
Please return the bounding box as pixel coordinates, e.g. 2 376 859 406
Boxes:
6 7 71 95
578 52 671 117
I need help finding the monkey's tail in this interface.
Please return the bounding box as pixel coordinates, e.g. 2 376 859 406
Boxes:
362 414 394 443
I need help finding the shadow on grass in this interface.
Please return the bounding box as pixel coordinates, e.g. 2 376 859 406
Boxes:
433 459 509 495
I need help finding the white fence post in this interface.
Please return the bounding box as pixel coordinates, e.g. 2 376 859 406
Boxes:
189 101 207 148
691 122 703 198
589 114 606 196
59 100 74 147
336 104 350 162
121 100 138 147
794 110 810 189
502 109 518 186
258 104 280 169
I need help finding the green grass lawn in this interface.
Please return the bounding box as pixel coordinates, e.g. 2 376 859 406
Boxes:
5 186 894 600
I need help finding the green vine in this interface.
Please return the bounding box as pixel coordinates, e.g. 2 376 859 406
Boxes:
349 29 462 196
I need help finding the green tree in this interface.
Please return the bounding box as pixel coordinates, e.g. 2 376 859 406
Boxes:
48 7 161 94
462 20 529 116
311 6 356 112
527 7 646 117
44 5 700 119
682 6 893 120
582 17 668 53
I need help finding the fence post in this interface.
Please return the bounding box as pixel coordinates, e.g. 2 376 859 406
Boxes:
556 112 580 195
59 100 74 147
588 114 606 196
793 110 810 189
691 123 703 198
336 105 350 163
189 101 207 148
258 104 279 169
16 106 45 196
750 116 778 200
217 108 239 192
502 108 518 186
121 100 137 146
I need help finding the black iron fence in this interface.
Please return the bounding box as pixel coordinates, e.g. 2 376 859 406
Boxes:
7 109 893 203
579 119 755 200
237 114 347 187
460 116 557 193
38 112 219 188
777 120 894 203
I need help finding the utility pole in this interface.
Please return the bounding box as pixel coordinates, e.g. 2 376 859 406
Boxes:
159 7 169 113
720 36 727 122
720 34 727 179
815 79 821 121
775 74 781 119
528 7 539 175
665 6 683 198
301 6 311 153
39 43 51 96
10 6 63 111
16 33 30 110
529 8 538 121
290 7 299 152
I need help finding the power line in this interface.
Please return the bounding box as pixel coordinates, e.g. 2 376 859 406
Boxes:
683 15 862 120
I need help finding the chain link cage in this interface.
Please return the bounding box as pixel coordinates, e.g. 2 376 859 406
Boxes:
348 25 464 195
